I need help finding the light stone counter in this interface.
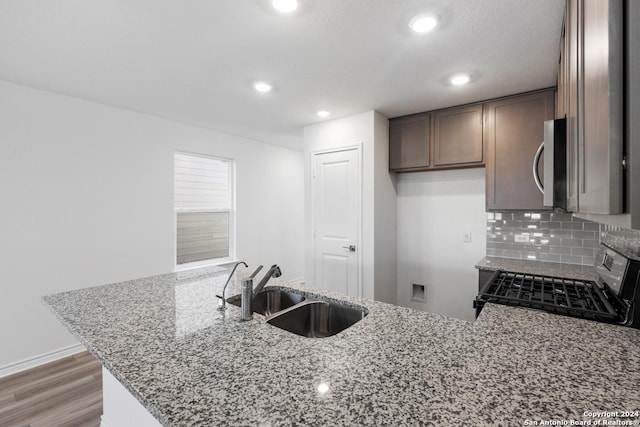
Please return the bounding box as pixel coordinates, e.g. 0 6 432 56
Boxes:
476 256 598 281
43 266 640 426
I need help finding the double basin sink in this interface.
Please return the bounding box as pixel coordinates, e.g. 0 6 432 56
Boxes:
227 288 368 338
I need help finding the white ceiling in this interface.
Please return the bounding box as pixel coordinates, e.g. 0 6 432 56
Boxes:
0 0 565 149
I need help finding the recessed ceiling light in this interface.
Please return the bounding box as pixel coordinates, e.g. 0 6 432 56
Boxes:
253 81 273 93
450 74 470 86
409 14 438 33
272 0 298 13
317 110 330 118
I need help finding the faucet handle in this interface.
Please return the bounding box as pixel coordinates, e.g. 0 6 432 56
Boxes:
249 265 264 279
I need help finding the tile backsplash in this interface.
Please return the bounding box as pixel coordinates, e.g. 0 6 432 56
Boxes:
487 212 640 265
487 212 600 265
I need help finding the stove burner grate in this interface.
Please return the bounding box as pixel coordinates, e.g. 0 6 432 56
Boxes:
479 271 619 321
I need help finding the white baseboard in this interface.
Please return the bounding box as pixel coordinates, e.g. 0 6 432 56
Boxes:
0 343 86 378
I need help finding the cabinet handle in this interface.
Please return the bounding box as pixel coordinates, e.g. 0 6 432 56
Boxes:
533 142 544 194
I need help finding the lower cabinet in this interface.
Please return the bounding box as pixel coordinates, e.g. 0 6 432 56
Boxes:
103 367 162 427
484 90 555 211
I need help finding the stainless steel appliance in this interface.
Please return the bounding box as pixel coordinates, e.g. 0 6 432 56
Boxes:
475 243 640 328
533 118 567 209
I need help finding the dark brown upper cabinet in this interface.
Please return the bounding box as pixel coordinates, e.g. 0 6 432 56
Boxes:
432 104 483 167
577 0 624 215
560 0 627 224
485 90 555 211
555 28 566 120
389 105 484 173
389 113 429 171
565 0 579 212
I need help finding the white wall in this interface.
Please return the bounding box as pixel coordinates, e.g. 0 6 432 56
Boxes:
303 111 397 304
0 81 305 369
396 168 486 321
373 112 397 305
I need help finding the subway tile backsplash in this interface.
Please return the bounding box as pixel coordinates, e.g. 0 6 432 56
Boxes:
487 212 640 265
487 212 599 265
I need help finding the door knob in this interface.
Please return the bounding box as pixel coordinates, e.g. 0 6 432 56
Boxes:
342 245 356 252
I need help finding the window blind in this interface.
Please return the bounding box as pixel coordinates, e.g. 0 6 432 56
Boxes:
174 152 232 265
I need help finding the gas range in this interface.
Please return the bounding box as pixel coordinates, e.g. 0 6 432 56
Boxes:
475 243 640 328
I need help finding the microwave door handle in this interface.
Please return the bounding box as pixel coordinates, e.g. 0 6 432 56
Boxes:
533 141 544 194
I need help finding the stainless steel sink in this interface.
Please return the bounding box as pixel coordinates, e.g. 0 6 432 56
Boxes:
266 300 368 338
227 288 305 316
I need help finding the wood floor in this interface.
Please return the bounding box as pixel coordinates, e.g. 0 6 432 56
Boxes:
0 351 102 427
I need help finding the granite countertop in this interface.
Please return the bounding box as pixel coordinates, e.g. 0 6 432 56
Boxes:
476 256 598 281
43 266 640 426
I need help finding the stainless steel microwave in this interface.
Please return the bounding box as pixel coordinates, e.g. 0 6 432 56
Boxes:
533 118 567 210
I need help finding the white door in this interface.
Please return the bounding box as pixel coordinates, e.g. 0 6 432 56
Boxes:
312 148 361 297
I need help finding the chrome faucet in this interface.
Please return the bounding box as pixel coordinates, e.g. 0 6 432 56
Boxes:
253 264 282 297
240 264 282 321
216 261 247 311
239 265 263 320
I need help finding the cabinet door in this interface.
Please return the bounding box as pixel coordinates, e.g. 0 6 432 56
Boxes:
566 0 580 212
578 0 624 214
432 104 483 167
628 0 640 229
555 33 566 120
485 90 555 211
389 114 429 171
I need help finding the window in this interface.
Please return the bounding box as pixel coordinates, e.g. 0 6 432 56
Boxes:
174 152 234 267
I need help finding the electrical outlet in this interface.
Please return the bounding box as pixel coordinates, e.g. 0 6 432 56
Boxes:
515 234 530 243
463 231 472 243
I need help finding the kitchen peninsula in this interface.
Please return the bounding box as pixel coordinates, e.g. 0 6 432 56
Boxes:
43 266 640 426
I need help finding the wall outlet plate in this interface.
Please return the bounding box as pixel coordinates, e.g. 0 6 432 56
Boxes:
463 231 472 243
